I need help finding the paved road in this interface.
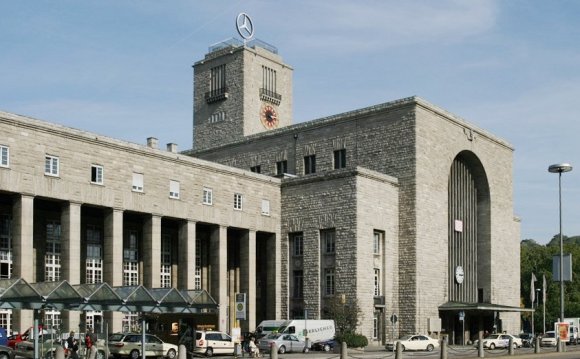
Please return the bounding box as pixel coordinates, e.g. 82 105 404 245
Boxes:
221 345 580 359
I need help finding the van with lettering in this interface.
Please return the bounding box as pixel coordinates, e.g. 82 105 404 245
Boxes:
276 320 335 348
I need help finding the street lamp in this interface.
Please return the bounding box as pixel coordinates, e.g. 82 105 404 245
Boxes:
548 163 573 324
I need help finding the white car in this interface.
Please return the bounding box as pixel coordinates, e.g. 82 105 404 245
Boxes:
541 331 557 347
194 331 234 357
474 334 522 349
386 335 439 352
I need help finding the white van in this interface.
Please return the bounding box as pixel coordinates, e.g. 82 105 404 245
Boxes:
255 320 285 338
277 320 335 347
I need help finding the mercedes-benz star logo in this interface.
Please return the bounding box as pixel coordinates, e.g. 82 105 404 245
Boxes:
236 13 254 40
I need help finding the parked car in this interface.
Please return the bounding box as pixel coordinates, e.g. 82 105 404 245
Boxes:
258 334 308 354
386 335 439 352
108 333 177 359
541 331 557 347
0 345 15 359
473 334 522 349
311 339 337 352
194 331 234 357
7 327 53 349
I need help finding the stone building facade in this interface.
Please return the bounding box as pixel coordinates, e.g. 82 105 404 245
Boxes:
0 38 522 346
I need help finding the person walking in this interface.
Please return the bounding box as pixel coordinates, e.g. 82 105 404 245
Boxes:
66 331 79 359
85 328 98 359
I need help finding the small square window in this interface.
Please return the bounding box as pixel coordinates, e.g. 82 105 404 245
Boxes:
0 145 9 168
132 173 144 192
334 149 346 169
276 160 287 175
45 155 59 176
169 180 180 199
234 193 243 210
322 229 336 254
203 188 213 205
304 155 316 174
250 165 261 174
261 199 270 216
91 165 104 184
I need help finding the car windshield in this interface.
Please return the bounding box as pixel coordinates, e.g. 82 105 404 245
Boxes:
109 334 125 341
545 332 555 338
486 334 501 339
267 334 281 339
400 335 414 340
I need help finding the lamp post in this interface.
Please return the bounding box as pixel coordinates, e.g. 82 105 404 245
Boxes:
548 163 573 324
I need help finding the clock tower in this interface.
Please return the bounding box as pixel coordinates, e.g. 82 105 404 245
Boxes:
192 38 293 151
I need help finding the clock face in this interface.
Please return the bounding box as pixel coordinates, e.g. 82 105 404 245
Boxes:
455 266 464 284
260 104 279 129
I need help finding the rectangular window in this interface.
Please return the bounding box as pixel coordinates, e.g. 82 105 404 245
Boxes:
0 214 12 280
86 224 103 284
250 165 261 174
132 173 144 192
373 231 383 255
169 180 180 199
304 155 316 174
325 268 335 296
123 231 139 286
262 66 277 94
291 233 303 256
45 155 59 176
276 160 287 175
45 221 61 282
374 268 380 296
91 165 103 184
0 146 8 168
194 238 202 290
261 199 270 216
160 234 172 288
334 149 346 169
203 188 213 205
210 64 226 93
293 270 303 299
373 315 379 339
234 193 243 210
322 229 336 254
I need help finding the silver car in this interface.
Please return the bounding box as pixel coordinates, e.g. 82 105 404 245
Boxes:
258 334 308 354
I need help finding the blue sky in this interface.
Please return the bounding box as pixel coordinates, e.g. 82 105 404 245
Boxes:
1 1 578 244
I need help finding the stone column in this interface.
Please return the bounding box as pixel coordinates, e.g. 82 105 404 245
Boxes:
210 226 228 333
143 215 161 288
12 194 34 332
178 221 196 289
61 201 82 332
104 208 124 333
240 230 256 333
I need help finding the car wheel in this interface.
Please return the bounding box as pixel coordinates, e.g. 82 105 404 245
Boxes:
323 344 330 352
512 343 517 350
0 352 9 359
96 350 106 359
130 349 140 359
205 347 213 357
278 346 286 354
489 343 495 350
303 347 309 353
426 344 434 352
44 350 55 359
166 349 176 359
401 345 406 351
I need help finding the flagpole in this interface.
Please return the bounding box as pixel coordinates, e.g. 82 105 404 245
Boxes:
543 274 547 334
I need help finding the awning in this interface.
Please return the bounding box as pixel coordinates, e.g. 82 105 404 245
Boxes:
0 278 218 313
439 301 534 313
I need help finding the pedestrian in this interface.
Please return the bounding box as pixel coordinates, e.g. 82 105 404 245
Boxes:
66 331 79 359
85 327 98 359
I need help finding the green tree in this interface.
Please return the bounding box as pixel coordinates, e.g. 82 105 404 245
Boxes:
322 295 362 334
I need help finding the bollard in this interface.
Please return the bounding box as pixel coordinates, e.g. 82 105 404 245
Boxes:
440 338 447 359
340 341 347 359
534 337 540 354
508 337 514 355
478 335 484 358
395 341 402 359
178 344 187 359
56 346 65 359
270 343 278 359
234 343 241 358
557 337 562 352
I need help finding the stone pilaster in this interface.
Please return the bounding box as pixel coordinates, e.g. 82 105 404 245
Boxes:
210 226 228 332
61 201 82 333
143 215 161 288
178 220 196 289
12 194 34 331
